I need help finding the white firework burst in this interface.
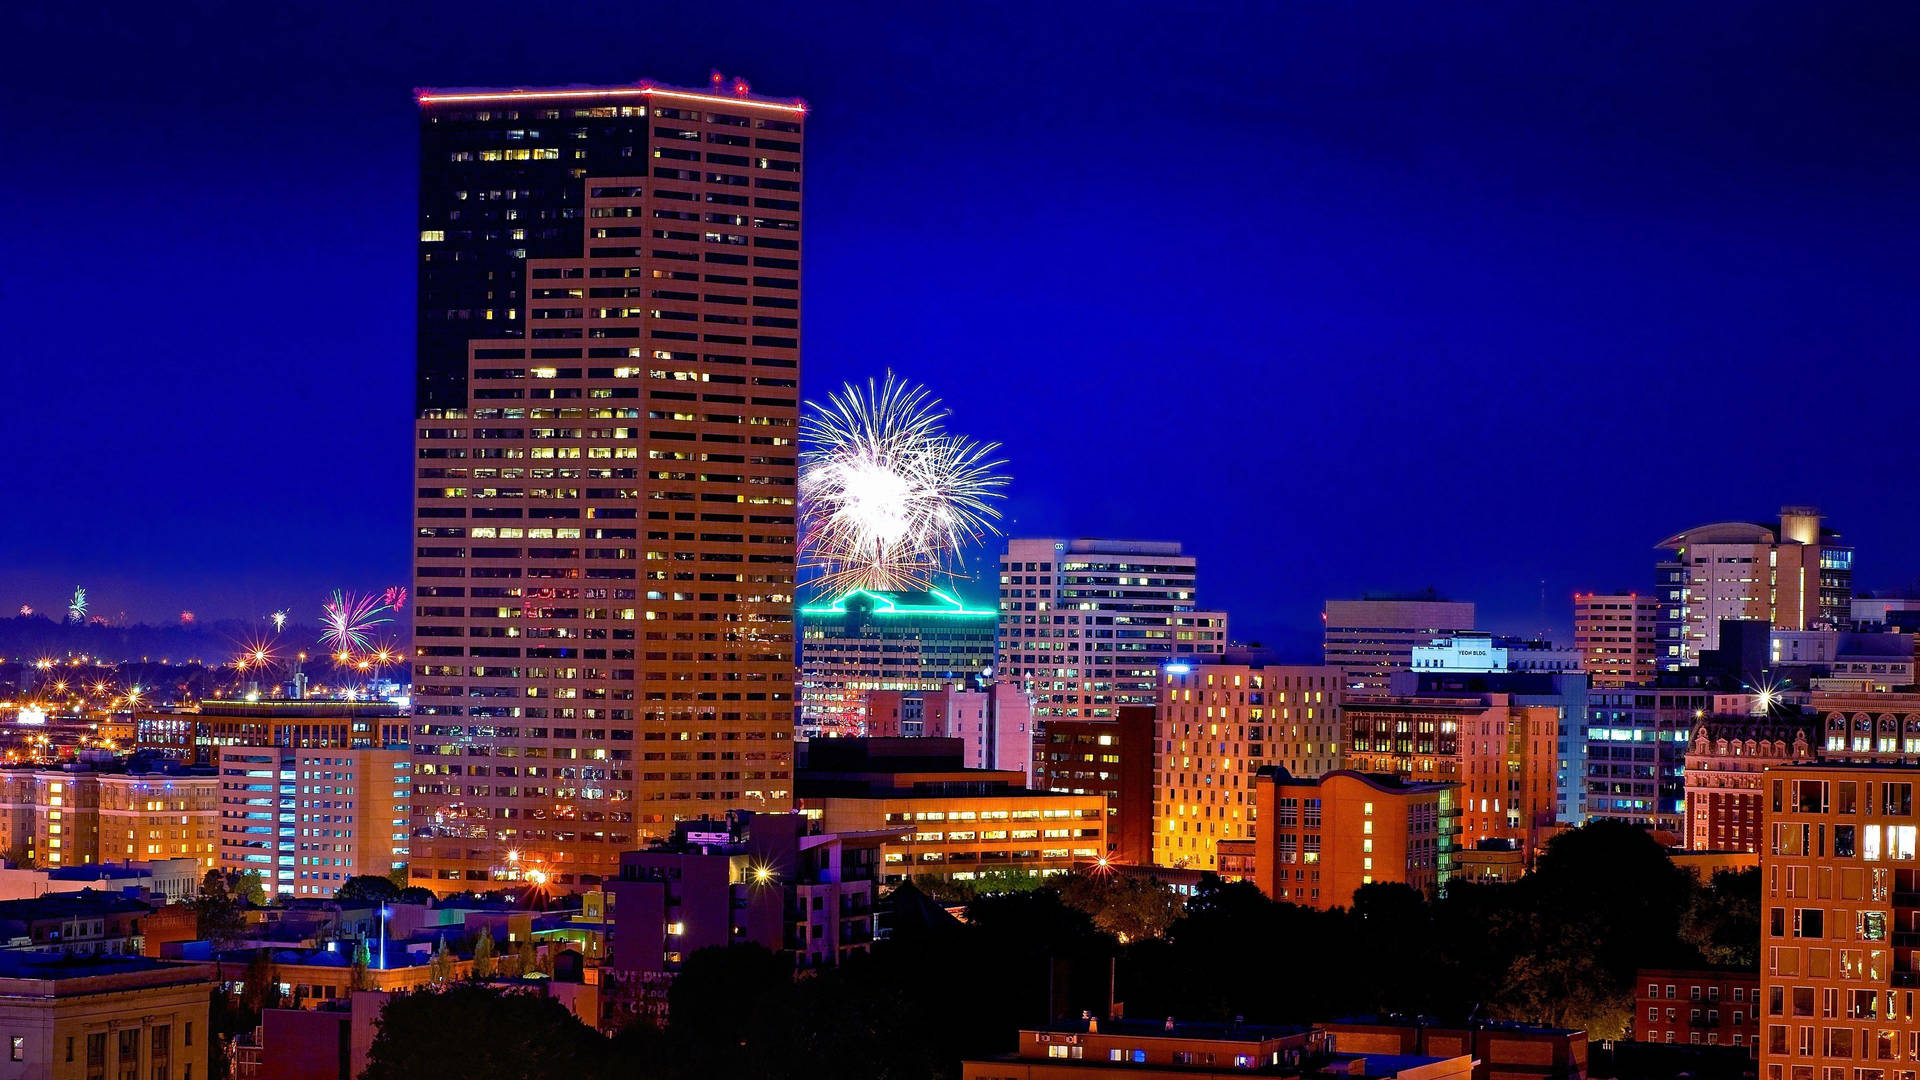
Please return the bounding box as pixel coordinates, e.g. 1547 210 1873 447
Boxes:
800 372 1008 595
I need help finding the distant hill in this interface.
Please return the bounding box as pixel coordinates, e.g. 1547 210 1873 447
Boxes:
0 614 331 664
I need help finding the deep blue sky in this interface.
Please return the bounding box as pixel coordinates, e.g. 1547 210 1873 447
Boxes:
5 2 1919 656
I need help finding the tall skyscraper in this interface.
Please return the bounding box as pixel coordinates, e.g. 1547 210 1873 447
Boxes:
1322 596 1476 694
409 76 806 891
1655 506 1853 672
996 539 1227 721
1573 592 1660 687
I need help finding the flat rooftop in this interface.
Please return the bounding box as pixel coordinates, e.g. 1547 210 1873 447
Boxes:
414 78 806 114
0 953 194 981
1031 1019 1312 1042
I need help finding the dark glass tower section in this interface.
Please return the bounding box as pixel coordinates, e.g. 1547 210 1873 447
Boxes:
416 95 651 410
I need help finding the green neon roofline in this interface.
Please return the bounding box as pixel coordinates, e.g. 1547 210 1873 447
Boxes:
799 586 997 617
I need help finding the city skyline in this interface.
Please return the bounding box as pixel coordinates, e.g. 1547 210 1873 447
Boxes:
2 8 1920 1073
9 3 1920 653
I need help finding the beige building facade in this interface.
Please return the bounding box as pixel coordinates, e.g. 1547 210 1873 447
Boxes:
1152 660 1344 871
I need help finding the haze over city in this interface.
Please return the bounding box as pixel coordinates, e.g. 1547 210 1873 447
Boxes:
10 3 1920 649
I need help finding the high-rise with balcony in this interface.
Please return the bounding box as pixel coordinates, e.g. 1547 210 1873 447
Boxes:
410 76 806 891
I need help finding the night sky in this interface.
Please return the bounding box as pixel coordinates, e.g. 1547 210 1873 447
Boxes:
6 2 1920 656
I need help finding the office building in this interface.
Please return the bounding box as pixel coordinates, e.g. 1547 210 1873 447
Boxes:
1153 659 1344 871
0 765 217 873
1324 597 1476 694
1035 706 1154 864
1683 715 1816 853
1342 692 1558 859
963 1018 1475 1080
215 746 411 898
1852 595 1920 629
1655 506 1853 672
1771 630 1917 692
242 990 385 1080
602 811 881 1023
1758 761 1920 1080
1409 633 1581 675
1812 690 1920 756
797 738 1104 885
409 77 807 890
798 587 997 737
1573 593 1661 688
0 859 201 905
1389 665 1592 826
1634 967 1759 1051
1585 688 1713 840
866 683 1035 781
207 945 473 1003
1322 1019 1590 1080
996 539 1228 726
0 893 154 957
139 701 410 765
1249 767 1457 909
0 955 211 1080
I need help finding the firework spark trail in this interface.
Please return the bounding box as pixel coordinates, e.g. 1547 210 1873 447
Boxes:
799 372 1008 595
320 590 394 655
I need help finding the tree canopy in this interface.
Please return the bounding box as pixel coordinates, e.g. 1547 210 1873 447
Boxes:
348 822 1757 1076
336 874 401 906
362 985 611 1080
192 870 245 950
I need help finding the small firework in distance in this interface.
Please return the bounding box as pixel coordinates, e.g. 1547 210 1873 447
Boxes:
799 372 1008 594
271 609 288 632
67 587 87 623
179 611 195 626
234 638 276 672
383 586 408 611
18 605 30 618
320 590 395 655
